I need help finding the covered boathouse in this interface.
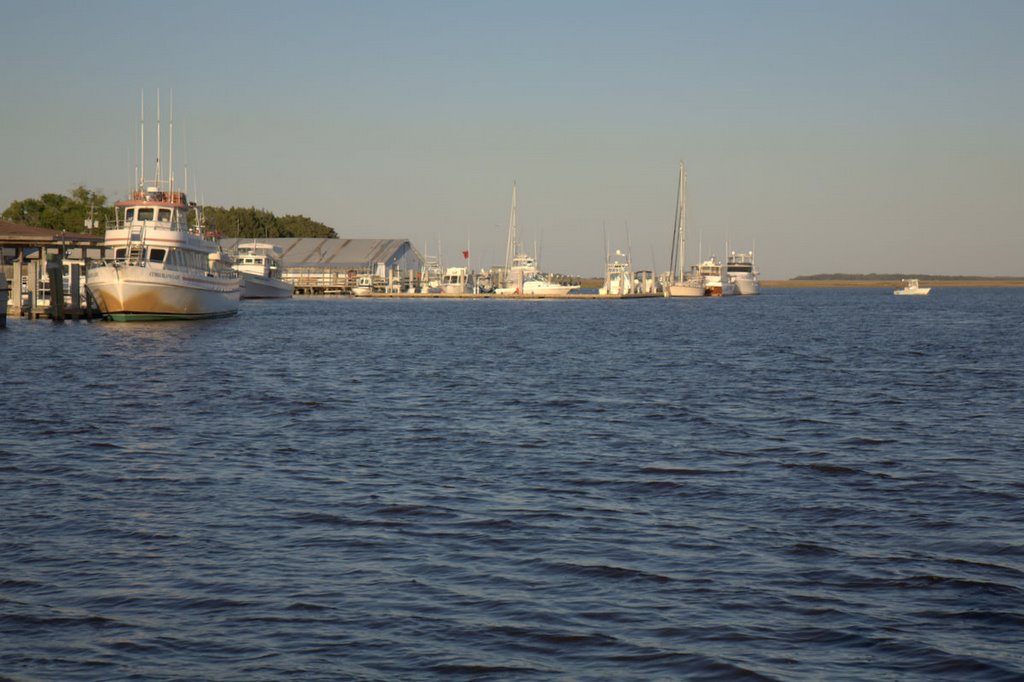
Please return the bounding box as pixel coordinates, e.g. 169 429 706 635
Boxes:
1 220 105 320
219 237 423 294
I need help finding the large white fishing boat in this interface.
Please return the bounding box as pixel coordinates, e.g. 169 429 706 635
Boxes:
495 183 578 296
727 250 761 295
234 241 293 299
665 162 705 298
87 96 238 321
698 257 737 296
87 186 240 321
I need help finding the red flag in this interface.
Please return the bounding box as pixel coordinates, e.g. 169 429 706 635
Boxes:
462 250 469 259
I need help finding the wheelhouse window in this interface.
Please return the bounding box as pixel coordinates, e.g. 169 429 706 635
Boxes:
137 208 155 221
149 248 166 263
158 209 171 222
124 208 135 222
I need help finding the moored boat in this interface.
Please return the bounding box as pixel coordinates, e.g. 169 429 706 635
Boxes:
234 242 293 299
665 162 705 298
727 250 761 295
520 274 580 296
351 274 374 296
698 257 737 296
86 95 239 321
418 255 442 294
599 249 634 295
86 191 240 321
495 183 578 296
441 266 473 294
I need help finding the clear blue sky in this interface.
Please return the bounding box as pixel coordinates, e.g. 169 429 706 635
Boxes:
2 0 1021 277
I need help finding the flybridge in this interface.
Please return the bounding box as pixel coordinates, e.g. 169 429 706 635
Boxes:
121 189 190 205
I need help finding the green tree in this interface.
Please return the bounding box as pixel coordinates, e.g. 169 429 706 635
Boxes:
3 190 337 239
1 186 113 234
203 207 336 238
278 214 336 238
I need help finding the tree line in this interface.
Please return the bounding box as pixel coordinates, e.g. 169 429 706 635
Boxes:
793 273 1023 281
2 186 337 239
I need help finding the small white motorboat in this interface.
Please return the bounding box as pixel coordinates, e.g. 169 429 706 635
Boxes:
894 279 931 296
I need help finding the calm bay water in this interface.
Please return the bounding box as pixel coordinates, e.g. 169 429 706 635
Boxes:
2 289 1023 681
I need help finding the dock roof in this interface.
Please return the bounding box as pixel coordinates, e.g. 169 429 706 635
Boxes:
0 220 104 247
220 238 416 268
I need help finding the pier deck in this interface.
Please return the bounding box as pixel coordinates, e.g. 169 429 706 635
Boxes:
345 292 663 300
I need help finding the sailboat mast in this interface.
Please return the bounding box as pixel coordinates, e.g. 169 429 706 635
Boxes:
505 181 518 273
680 161 687 280
669 161 686 282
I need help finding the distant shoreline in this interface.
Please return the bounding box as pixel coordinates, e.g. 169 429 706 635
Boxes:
763 279 1024 288
571 278 1024 289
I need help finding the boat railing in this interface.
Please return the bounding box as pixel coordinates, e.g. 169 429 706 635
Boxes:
126 189 188 205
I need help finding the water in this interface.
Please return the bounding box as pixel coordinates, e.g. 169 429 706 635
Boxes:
2 289 1023 681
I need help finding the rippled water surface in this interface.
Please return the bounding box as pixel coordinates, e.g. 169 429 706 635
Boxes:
2 289 1023 681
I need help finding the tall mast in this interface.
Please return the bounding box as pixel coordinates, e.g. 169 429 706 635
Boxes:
140 90 145 188
156 89 162 187
169 91 174 193
505 181 518 272
183 125 189 200
669 161 686 282
680 161 687 279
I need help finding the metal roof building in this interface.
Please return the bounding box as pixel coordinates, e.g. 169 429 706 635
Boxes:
219 237 423 294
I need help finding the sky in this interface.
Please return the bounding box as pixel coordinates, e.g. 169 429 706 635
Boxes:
1 0 1021 278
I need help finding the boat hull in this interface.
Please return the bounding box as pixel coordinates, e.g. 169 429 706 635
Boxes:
495 282 579 296
240 273 293 299
894 289 931 296
733 277 761 295
666 282 706 297
525 283 579 296
87 264 240 321
705 281 738 296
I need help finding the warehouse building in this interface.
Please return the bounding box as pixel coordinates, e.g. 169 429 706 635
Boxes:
219 237 423 294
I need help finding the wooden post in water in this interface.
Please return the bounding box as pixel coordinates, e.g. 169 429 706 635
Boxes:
46 252 64 322
0 269 7 328
69 262 81 314
24 259 37 316
12 255 24 317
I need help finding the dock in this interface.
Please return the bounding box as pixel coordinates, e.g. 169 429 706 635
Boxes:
347 292 662 300
2 221 104 322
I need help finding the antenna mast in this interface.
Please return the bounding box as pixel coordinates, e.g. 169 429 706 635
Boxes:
140 90 145 188
156 90 162 187
183 125 188 198
169 91 174 193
